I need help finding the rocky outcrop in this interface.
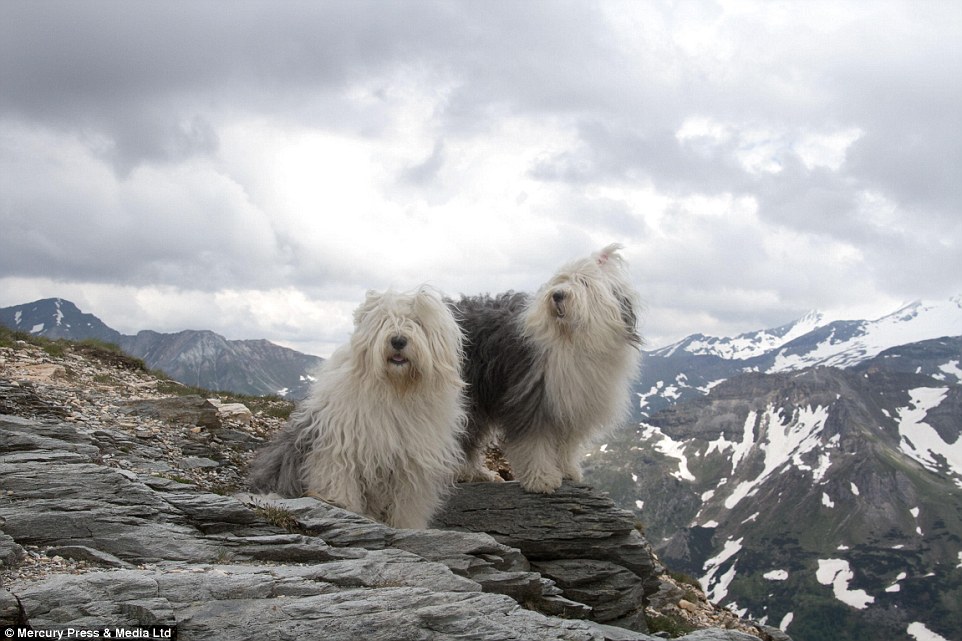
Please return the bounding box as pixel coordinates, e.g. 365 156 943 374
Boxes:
1 336 778 640
0 412 767 640
435 481 662 631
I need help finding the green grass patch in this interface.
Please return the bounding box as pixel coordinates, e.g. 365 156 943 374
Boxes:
1 326 296 417
669 570 702 590
645 611 697 638
0 326 46 348
255 504 303 533
41 341 67 357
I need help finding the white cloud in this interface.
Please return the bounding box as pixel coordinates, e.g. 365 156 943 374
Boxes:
1 1 960 354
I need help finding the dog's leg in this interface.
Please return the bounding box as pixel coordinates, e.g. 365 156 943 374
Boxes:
457 422 504 483
384 462 442 530
559 436 585 482
503 429 563 493
386 485 435 530
458 449 503 483
305 465 367 516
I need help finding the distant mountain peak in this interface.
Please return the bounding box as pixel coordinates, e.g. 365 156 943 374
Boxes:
0 297 323 399
635 295 962 418
1 297 120 343
672 309 835 362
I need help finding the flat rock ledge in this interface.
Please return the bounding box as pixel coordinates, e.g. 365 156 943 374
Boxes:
1 413 761 641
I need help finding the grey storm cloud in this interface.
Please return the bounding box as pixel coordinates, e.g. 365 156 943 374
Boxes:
1 0 960 354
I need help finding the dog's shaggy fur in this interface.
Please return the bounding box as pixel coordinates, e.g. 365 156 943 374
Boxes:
452 244 642 494
247 287 466 529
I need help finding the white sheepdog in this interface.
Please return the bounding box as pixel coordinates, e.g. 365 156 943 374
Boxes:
248 287 467 529
452 244 642 493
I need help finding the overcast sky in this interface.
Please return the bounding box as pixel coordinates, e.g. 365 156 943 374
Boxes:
1 1 960 357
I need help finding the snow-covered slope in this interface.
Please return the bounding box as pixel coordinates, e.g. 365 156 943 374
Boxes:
587 366 962 641
672 310 833 361
636 296 962 417
658 296 962 367
589 297 962 641
769 297 962 372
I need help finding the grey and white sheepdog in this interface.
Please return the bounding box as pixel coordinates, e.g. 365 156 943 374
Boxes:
247 287 467 529
452 244 642 493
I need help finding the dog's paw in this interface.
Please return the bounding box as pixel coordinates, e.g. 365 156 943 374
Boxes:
479 467 505 483
519 472 563 494
561 466 584 482
458 466 504 483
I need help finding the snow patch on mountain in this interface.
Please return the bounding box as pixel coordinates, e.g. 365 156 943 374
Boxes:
638 376 711 413
701 537 743 603
724 404 831 509
937 360 961 381
729 411 756 472
816 559 875 609
896 387 961 486
53 298 65 326
884 572 907 593
908 621 951 641
685 310 831 360
638 381 677 408
910 507 924 535
770 298 962 372
778 612 793 632
640 423 695 481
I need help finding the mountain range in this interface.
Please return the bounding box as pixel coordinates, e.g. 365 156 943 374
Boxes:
2 294 961 640
0 298 322 399
635 297 962 419
585 295 962 641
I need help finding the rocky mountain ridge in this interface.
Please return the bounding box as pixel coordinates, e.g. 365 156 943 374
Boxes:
4 295 959 412
0 331 785 640
586 356 962 640
0 298 323 399
636 296 962 418
582 296 962 641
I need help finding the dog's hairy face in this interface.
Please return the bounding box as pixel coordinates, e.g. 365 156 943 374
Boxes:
530 243 642 346
351 287 464 392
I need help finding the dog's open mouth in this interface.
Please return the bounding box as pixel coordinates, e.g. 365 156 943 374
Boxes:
389 354 409 366
552 300 566 318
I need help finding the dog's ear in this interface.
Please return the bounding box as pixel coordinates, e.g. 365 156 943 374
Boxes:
353 290 382 327
595 243 624 268
412 286 443 318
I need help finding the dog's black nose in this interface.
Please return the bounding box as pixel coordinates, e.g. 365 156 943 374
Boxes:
391 336 408 350
552 290 566 303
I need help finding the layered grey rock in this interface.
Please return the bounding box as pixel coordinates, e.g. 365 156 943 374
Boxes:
435 480 663 631
249 494 591 617
14 566 602 641
0 410 773 640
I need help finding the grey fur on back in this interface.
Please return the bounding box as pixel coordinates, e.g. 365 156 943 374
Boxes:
449 293 553 450
247 419 308 497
